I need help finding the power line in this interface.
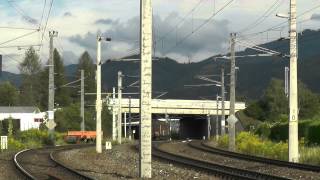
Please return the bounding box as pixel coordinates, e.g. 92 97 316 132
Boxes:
0 44 41 49
163 0 234 55
238 0 283 34
0 30 39 46
39 0 47 28
0 26 38 31
239 3 320 38
7 0 38 25
157 0 207 42
0 50 23 64
39 0 54 52
236 39 280 54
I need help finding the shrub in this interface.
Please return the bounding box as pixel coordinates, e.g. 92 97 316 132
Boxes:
216 135 228 149
236 132 288 160
255 123 271 139
306 121 320 145
8 138 25 150
269 120 320 145
216 131 320 164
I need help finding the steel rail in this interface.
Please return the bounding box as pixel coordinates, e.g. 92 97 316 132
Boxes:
188 141 320 172
14 144 94 180
152 143 289 180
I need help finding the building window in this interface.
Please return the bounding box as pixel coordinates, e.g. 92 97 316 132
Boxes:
34 118 43 123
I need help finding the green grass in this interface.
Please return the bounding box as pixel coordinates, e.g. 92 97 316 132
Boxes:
300 146 320 165
213 131 320 165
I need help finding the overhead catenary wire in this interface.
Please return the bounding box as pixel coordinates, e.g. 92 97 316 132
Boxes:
7 0 38 25
39 0 47 28
238 0 283 34
239 3 320 39
0 26 38 31
0 49 23 64
0 30 39 46
0 44 41 49
236 39 281 54
156 0 208 43
163 0 235 55
39 0 54 52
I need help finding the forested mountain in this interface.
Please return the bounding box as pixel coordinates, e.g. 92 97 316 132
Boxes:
3 29 320 100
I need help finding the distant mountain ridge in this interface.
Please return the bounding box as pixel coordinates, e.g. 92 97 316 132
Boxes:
0 71 21 87
4 29 320 100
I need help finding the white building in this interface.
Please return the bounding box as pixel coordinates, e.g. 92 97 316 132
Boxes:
0 106 46 131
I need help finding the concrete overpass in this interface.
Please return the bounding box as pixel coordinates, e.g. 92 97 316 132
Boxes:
107 98 246 140
107 98 246 115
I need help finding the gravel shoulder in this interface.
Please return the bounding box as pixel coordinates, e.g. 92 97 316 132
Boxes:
159 141 320 180
0 151 25 180
56 142 218 180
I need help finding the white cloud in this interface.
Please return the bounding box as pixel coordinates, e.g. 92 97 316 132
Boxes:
0 0 319 73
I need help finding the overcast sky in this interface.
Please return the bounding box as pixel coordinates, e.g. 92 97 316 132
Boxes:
1 0 320 73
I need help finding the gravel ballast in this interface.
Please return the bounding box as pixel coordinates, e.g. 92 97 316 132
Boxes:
0 151 24 180
56 142 218 180
159 141 320 180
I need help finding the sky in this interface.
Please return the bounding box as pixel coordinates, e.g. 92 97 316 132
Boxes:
1 0 320 73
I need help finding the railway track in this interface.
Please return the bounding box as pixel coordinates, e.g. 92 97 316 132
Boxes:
14 144 94 180
188 140 320 172
153 142 289 180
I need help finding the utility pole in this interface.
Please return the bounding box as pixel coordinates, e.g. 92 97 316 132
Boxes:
128 96 132 140
216 94 219 140
207 114 210 140
112 87 116 140
95 35 111 153
221 67 226 136
80 70 85 131
96 36 103 153
140 0 153 177
285 67 289 98
289 0 299 163
117 71 123 144
166 113 171 141
124 112 127 138
47 31 58 145
227 33 238 152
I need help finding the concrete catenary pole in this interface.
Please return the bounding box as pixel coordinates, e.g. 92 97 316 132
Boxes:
139 0 153 178
289 0 299 163
207 114 210 140
221 67 226 136
48 31 57 145
117 71 123 144
128 96 132 140
166 113 171 141
228 33 237 151
80 70 85 131
96 36 103 153
216 94 219 140
285 67 289 98
124 112 127 138
112 87 117 140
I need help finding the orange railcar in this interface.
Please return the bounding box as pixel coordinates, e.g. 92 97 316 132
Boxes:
65 131 96 143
